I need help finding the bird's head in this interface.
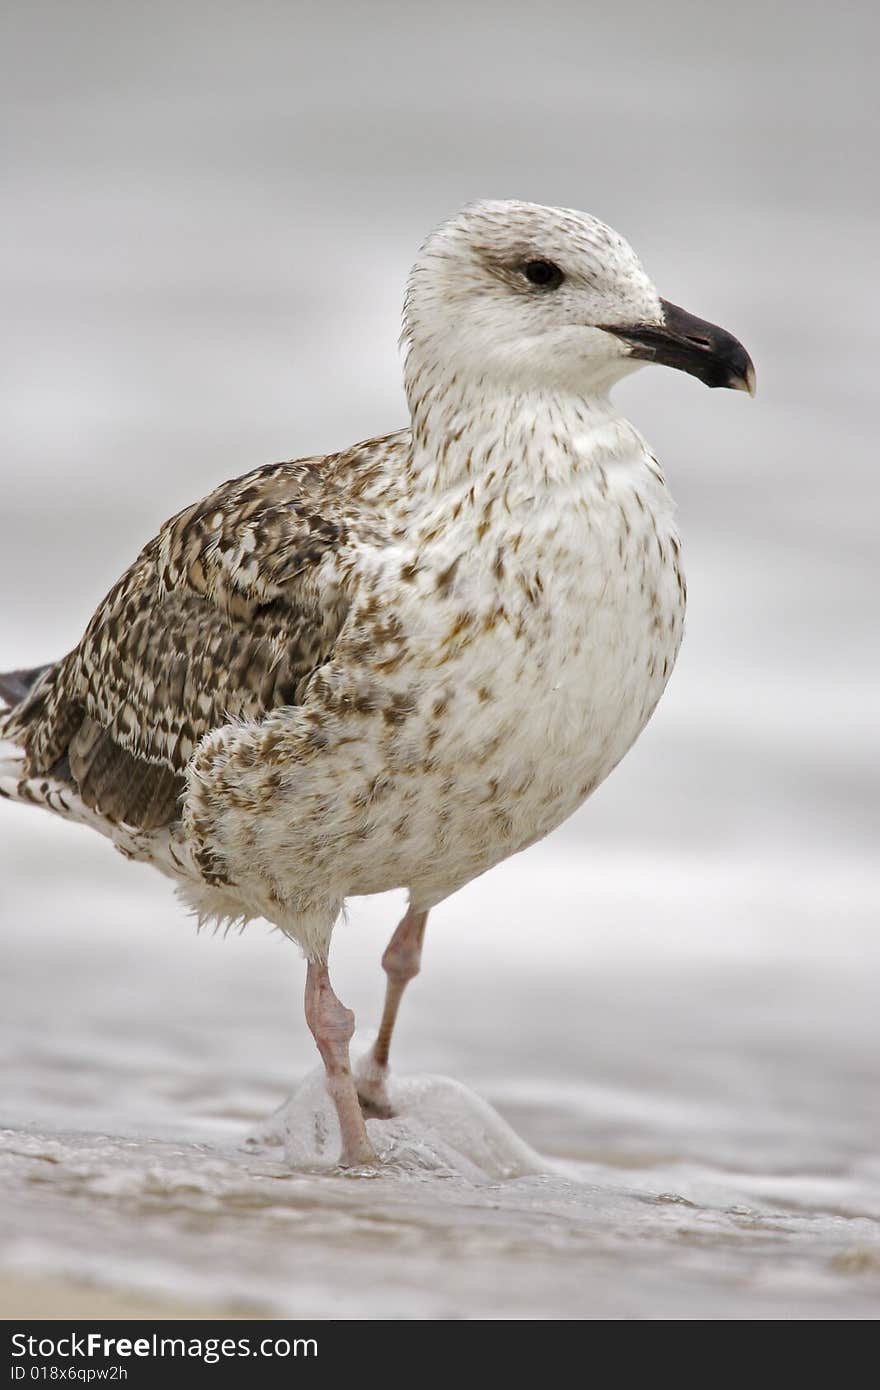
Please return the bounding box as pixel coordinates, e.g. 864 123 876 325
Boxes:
403 199 755 402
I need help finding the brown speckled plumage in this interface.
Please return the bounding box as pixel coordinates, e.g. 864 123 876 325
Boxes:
5 435 408 830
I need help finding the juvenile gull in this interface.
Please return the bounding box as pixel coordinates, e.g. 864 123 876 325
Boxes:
0 201 755 1167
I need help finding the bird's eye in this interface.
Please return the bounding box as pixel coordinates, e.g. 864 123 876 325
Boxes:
522 259 564 289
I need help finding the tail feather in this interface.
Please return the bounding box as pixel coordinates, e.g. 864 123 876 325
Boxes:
1 661 203 890
0 737 201 884
0 663 52 708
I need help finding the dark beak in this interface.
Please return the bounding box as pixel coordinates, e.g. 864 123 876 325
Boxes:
603 298 756 396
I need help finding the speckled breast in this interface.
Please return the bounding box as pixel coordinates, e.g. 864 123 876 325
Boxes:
338 464 686 905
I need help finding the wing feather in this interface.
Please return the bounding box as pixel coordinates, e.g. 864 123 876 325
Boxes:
9 439 407 829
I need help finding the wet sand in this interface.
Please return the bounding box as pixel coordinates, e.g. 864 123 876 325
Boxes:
0 1274 245 1321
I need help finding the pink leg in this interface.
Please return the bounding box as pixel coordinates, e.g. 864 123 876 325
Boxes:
304 961 377 1167
357 906 428 1117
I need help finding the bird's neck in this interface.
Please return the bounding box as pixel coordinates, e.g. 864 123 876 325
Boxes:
405 369 641 498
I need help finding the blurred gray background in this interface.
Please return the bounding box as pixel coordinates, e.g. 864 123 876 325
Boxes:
2 0 876 860
0 0 877 1319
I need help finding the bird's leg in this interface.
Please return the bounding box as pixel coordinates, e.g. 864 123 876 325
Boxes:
357 906 428 1118
304 961 377 1167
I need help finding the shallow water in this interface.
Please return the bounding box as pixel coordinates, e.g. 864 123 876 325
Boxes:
2 827 878 1318
1 0 879 1322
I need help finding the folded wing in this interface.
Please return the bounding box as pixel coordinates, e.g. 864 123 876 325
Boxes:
4 455 364 829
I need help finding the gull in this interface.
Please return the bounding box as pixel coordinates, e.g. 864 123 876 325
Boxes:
0 200 755 1167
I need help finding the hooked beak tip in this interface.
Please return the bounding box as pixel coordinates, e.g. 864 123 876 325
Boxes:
730 360 757 398
603 300 756 397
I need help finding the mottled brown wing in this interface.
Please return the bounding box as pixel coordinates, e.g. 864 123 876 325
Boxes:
18 457 357 829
